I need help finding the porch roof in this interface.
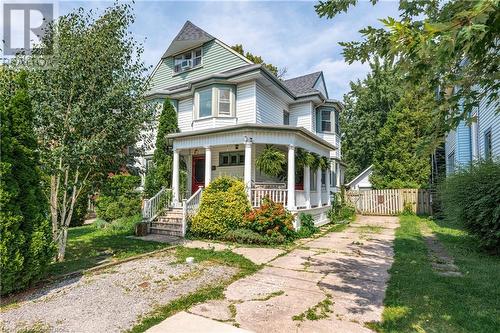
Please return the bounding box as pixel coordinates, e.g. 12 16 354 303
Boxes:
167 124 336 154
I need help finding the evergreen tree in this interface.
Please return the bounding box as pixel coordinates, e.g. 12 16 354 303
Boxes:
341 61 401 181
0 69 55 295
144 98 179 197
371 89 435 189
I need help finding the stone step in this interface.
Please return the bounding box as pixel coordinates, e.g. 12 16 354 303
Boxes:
150 227 183 237
156 217 183 224
150 222 183 231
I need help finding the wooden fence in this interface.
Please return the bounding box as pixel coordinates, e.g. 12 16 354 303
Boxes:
346 189 432 216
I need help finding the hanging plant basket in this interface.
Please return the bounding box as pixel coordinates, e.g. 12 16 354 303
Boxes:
256 145 286 178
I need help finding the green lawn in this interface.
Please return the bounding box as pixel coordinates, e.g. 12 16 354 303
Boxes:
372 215 500 333
46 224 170 278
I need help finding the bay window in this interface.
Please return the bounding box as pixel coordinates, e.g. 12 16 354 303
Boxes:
195 85 235 119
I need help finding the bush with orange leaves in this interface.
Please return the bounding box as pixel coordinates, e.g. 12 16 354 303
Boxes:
242 197 296 241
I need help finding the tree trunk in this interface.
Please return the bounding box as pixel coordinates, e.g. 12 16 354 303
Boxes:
57 227 68 261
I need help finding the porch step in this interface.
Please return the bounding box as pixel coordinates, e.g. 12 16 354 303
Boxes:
156 216 183 224
150 227 183 237
150 222 183 230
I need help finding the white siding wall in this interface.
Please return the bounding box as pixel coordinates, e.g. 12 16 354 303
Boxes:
255 81 288 125
236 81 256 124
289 102 314 132
178 98 193 132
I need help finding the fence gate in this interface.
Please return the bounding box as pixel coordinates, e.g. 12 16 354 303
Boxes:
346 189 432 216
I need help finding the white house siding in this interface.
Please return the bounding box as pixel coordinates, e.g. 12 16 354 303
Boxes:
177 98 193 132
148 40 249 92
289 102 313 132
256 81 288 125
478 98 500 159
236 81 256 123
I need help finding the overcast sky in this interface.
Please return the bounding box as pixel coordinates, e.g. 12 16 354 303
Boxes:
8 0 401 100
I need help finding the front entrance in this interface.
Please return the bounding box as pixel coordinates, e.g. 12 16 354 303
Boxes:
192 155 205 193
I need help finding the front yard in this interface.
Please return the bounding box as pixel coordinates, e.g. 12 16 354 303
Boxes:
374 215 500 333
46 223 170 279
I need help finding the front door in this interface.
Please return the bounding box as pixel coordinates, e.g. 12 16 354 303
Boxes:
192 155 205 193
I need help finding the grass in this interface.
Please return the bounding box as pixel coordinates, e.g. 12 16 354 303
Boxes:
292 295 334 321
356 225 384 234
46 224 170 278
127 247 259 333
370 215 500 333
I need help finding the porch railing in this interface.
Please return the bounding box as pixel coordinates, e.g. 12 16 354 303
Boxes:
182 187 203 236
142 187 172 224
251 188 288 207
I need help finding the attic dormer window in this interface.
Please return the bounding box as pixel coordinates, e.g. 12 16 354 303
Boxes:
174 47 202 73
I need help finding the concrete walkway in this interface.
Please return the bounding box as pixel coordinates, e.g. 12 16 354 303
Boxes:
183 215 399 333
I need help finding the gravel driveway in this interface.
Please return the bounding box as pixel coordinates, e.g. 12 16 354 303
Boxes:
1 251 237 333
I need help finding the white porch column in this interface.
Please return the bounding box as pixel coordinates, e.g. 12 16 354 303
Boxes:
172 149 180 206
204 146 212 187
304 165 311 209
316 167 322 207
287 144 296 210
244 141 252 199
325 159 331 205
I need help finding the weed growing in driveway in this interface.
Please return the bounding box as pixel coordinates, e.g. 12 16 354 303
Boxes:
292 295 334 321
252 290 285 301
127 247 259 333
356 225 384 234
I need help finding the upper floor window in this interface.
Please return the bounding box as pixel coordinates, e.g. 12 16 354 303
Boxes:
283 110 290 125
484 129 492 159
198 88 212 118
174 47 202 73
218 87 231 116
321 110 331 132
195 85 235 119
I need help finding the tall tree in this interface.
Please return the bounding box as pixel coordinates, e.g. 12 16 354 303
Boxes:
371 88 436 189
144 98 179 197
341 61 401 181
0 69 55 294
28 3 153 260
316 0 499 132
231 44 286 78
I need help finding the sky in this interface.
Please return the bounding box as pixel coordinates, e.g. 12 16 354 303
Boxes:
6 0 401 100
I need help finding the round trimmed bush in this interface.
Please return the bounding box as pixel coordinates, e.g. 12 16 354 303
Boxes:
190 176 251 238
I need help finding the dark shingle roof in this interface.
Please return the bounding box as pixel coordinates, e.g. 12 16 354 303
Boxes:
162 21 215 58
173 20 214 42
283 71 322 95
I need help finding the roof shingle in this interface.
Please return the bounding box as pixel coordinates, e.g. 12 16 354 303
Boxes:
283 72 322 95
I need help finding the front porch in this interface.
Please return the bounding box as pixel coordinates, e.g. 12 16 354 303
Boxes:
169 124 339 218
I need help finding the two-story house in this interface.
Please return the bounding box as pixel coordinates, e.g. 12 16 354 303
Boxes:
445 97 499 174
141 21 344 227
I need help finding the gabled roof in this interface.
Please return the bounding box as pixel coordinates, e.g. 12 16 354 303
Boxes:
162 21 215 58
283 71 323 95
346 165 373 187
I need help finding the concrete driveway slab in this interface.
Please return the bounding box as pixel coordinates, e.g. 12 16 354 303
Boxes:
232 247 285 265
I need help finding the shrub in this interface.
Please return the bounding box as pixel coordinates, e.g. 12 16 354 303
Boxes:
242 197 296 240
439 160 500 251
0 70 55 295
106 214 142 235
191 177 251 238
93 218 109 229
328 192 356 224
296 213 319 238
95 175 141 221
222 228 285 245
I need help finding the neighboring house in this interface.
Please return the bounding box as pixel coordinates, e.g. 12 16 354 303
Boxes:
346 165 373 191
140 21 344 226
445 97 499 174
